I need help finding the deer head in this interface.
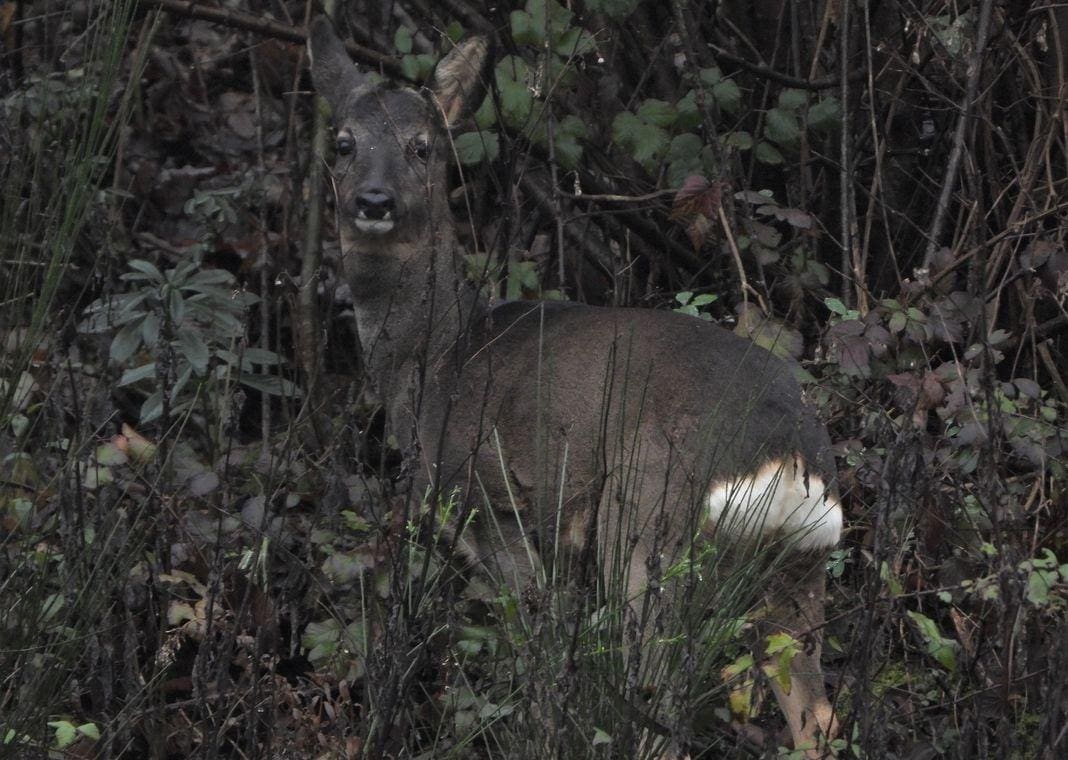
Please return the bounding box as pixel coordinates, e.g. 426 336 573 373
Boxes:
308 16 485 248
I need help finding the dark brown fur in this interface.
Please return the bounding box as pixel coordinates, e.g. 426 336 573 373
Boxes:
309 16 840 755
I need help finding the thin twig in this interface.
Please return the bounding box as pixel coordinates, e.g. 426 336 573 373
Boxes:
1037 341 1068 404
838 0 854 307
922 0 996 268
565 188 678 203
250 45 273 450
293 0 330 449
708 43 866 90
717 204 767 314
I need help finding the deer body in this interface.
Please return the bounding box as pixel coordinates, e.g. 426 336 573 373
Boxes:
310 16 841 756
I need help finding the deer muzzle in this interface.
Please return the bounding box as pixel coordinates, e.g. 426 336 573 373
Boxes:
353 188 397 234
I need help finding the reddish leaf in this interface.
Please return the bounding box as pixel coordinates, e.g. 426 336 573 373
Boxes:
685 213 714 252
672 175 723 220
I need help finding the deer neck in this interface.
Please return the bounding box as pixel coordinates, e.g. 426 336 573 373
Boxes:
344 223 487 403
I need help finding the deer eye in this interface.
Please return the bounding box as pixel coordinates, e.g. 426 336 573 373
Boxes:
409 136 429 162
336 131 355 156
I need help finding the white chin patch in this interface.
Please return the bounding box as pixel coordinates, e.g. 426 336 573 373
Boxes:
706 454 843 551
354 218 395 234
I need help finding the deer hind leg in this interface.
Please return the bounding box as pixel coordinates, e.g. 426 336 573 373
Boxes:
451 504 544 594
597 467 705 760
763 557 838 758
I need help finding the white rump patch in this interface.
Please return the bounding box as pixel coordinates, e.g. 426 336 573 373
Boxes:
354 218 395 234
706 455 842 551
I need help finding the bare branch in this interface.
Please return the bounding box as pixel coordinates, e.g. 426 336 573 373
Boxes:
137 0 404 79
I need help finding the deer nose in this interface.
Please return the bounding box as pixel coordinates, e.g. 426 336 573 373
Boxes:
355 190 395 220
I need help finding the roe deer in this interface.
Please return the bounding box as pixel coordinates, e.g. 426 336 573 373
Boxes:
309 15 842 757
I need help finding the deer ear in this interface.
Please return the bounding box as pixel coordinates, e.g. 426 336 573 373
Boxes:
432 37 488 126
308 15 372 114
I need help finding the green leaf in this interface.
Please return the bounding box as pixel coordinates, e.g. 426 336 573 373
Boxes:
711 79 741 114
48 721 77 749
612 112 668 169
302 619 341 663
553 26 595 57
666 132 704 187
171 363 193 400
166 286 185 326
1026 569 1056 605
478 701 516 721
140 310 160 347
187 268 235 287
41 593 64 621
762 632 800 692
95 441 127 467
455 638 482 655
637 98 676 128
907 611 959 673
722 652 754 679
341 511 372 533
675 90 700 129
140 390 163 424
880 560 904 596
176 328 209 375
510 10 540 46
754 141 784 165
118 362 156 387
110 320 143 364
550 115 585 168
824 297 848 316
474 92 497 129
699 67 723 86
445 21 464 43
496 57 533 127
724 131 753 150
632 124 669 166
186 300 242 336
394 26 413 54
127 258 163 281
808 96 841 132
321 550 373 585
527 0 573 37
238 372 304 398
182 284 235 304
401 53 437 83
592 727 613 745
556 112 587 140
611 111 643 145
116 292 151 315
241 348 283 367
506 259 540 300
777 88 808 110
453 131 500 164
666 132 700 160
765 107 801 147
76 723 100 741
